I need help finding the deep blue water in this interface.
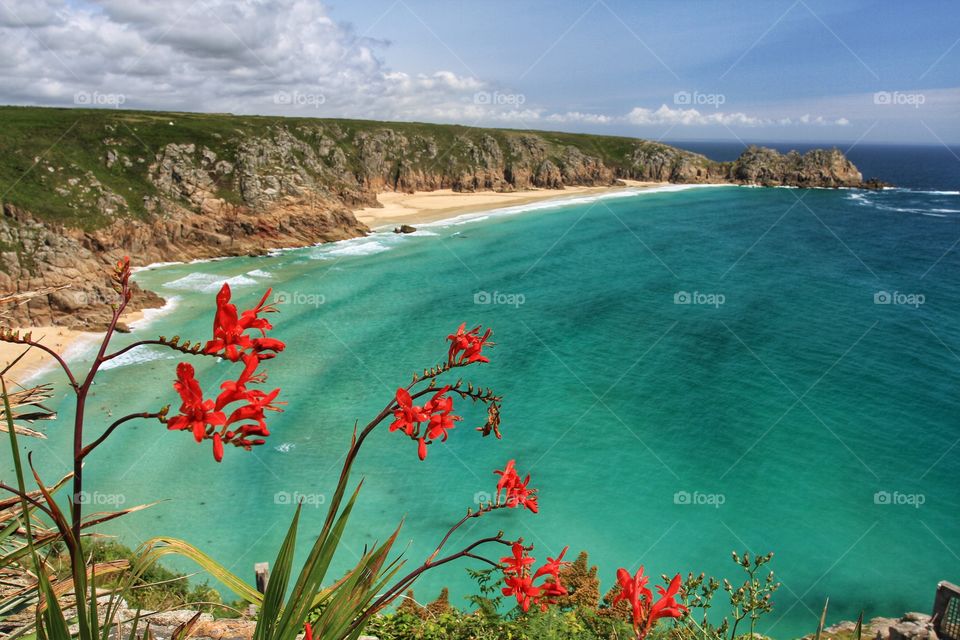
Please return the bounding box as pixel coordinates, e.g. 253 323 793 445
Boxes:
5 145 960 638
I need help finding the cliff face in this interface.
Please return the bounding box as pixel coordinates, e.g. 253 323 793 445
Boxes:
0 107 874 329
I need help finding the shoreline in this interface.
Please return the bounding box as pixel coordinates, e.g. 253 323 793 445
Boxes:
3 181 670 381
0 309 147 384
353 180 669 229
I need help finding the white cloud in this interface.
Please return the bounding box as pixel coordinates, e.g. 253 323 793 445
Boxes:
625 105 850 127
0 1 861 133
545 112 615 124
0 0 490 119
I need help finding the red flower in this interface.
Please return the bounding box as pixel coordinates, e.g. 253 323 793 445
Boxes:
502 574 540 612
650 574 686 625
500 542 570 613
167 363 226 443
534 546 569 581
501 541 535 576
112 256 133 301
222 387 282 438
537 578 568 609
532 546 570 610
423 389 461 441
389 388 428 436
216 354 263 407
212 432 224 462
303 623 313 640
613 567 687 640
389 386 460 460
204 284 285 361
447 323 493 366
494 459 538 513
167 356 281 462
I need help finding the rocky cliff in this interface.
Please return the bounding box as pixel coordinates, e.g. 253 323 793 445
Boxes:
0 107 879 328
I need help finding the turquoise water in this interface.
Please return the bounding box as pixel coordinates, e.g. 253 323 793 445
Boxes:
12 184 960 637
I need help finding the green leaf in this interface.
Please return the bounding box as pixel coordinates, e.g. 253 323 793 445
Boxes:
133 537 264 605
36 565 71 640
312 523 404 639
274 482 364 640
814 598 829 640
253 505 302 640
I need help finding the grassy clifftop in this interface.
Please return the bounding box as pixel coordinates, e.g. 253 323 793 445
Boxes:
0 106 700 230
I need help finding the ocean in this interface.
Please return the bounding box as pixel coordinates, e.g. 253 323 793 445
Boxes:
12 143 960 638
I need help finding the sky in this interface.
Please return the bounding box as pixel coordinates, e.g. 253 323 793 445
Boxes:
0 0 957 144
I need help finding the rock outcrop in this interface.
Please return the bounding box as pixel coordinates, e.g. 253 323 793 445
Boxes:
801 612 937 640
0 108 882 328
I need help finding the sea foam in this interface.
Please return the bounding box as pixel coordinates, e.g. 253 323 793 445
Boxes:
164 272 259 293
128 295 181 332
99 348 177 371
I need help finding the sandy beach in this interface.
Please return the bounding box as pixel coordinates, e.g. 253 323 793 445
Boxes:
354 180 667 228
0 310 147 384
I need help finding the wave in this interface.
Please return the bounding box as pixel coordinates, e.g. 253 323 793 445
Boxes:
310 236 397 259
846 192 869 204
128 295 181 331
131 256 227 273
247 269 273 278
887 188 959 196
164 272 259 293
99 347 177 371
131 261 183 273
22 333 102 384
844 190 958 217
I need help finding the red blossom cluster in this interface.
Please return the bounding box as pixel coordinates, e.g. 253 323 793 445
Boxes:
500 541 569 612
167 284 284 461
447 323 493 366
389 387 461 460
612 567 687 640
204 284 285 361
494 459 538 513
111 256 133 302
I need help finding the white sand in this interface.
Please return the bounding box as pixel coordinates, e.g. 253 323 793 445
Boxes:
354 181 666 228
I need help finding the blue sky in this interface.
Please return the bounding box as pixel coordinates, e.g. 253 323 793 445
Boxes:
1 0 957 143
